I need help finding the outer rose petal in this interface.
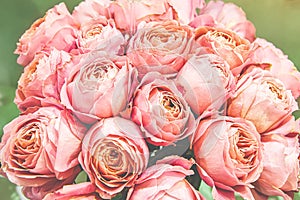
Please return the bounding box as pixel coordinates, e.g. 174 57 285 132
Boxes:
127 156 204 200
43 182 101 200
190 0 256 42
227 68 297 133
15 3 78 66
246 38 300 99
252 134 299 200
192 116 263 200
14 48 75 112
176 54 236 116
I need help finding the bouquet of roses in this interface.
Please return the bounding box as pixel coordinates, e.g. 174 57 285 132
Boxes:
0 0 299 199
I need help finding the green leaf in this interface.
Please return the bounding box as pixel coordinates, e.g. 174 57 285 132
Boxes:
292 110 300 120
198 181 213 199
0 85 20 138
75 170 89 184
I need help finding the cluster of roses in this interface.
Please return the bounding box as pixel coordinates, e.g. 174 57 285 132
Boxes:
0 0 299 199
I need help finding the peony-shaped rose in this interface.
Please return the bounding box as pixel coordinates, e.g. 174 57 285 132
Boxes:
190 0 256 42
79 117 149 199
0 106 86 199
109 0 205 33
127 156 204 200
14 48 76 112
246 38 300 99
176 54 236 116
60 52 131 124
14 3 78 66
227 68 297 133
192 116 263 200
252 133 299 200
131 72 196 146
76 17 125 55
193 26 252 75
43 182 101 200
127 20 194 77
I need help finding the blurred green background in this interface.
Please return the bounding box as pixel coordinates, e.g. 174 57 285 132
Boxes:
0 0 299 199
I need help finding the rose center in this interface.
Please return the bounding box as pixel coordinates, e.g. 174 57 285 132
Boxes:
85 25 103 39
209 31 236 47
160 91 181 119
13 122 42 166
230 129 258 166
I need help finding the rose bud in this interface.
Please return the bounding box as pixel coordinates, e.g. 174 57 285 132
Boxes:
190 0 256 42
176 54 236 116
79 117 149 199
192 116 263 200
252 133 299 200
131 72 196 146
75 17 125 55
14 48 76 112
246 38 300 99
227 68 297 134
14 3 78 66
43 182 101 200
0 106 86 199
127 20 194 77
60 51 131 124
193 26 252 75
127 156 204 200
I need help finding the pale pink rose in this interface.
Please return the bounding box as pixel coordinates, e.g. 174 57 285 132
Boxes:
14 3 78 66
60 52 131 124
14 48 77 112
43 182 101 200
227 68 297 133
127 156 204 200
76 17 125 55
246 38 300 99
176 54 236 116
127 20 194 77
252 133 299 200
109 0 205 33
72 0 111 25
79 117 149 199
0 106 86 199
190 0 256 42
194 26 252 75
131 72 196 146
192 116 263 200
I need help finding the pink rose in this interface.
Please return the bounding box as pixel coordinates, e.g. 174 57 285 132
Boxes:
131 72 196 146
0 106 86 199
246 38 300 99
252 133 299 200
14 48 76 112
176 54 236 116
127 156 204 200
76 17 125 55
227 68 297 133
192 116 263 200
14 3 78 66
194 26 252 75
79 117 149 199
127 20 194 77
109 0 205 33
43 182 101 200
60 52 131 124
190 0 256 42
